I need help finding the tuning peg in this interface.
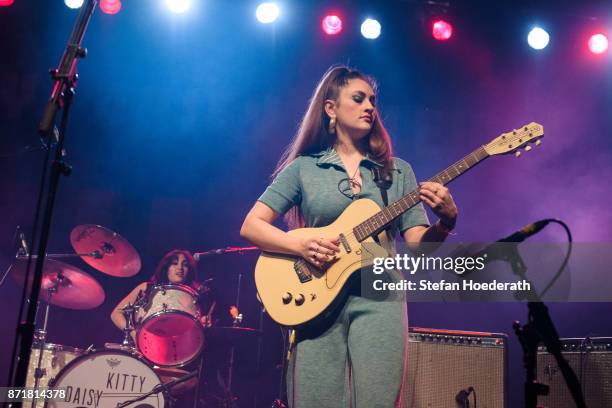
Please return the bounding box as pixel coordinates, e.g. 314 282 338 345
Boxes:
515 151 521 158
535 139 542 146
525 145 532 152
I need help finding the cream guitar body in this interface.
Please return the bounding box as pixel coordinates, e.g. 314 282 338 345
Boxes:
254 122 544 327
255 198 388 327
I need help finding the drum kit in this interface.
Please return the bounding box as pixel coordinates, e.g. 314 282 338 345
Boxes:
11 224 261 408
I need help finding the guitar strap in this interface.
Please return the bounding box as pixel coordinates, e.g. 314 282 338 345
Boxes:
371 167 391 206
371 167 393 244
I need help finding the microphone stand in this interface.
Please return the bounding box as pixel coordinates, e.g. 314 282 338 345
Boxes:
8 0 97 392
193 246 258 260
115 370 199 408
504 244 587 408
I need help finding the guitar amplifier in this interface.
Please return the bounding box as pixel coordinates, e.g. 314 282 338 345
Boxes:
403 327 507 408
537 337 612 408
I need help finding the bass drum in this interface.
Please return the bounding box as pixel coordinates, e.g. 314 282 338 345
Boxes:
46 349 166 408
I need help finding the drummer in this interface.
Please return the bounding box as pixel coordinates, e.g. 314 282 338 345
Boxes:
110 249 212 337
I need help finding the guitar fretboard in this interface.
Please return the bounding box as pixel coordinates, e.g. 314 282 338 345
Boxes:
354 146 489 242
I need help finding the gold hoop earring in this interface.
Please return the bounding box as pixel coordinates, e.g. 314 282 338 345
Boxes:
328 117 336 135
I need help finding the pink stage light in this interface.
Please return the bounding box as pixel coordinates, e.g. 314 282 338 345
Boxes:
322 15 343 36
0 0 15 7
588 33 608 55
100 0 121 15
432 19 453 41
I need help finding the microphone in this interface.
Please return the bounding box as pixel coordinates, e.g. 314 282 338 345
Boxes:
452 219 553 264
193 250 224 261
497 219 552 243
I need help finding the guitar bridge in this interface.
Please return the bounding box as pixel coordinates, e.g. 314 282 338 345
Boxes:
339 233 351 253
294 259 314 283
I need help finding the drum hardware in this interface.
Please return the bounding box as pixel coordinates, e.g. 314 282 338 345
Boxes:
116 368 198 408
15 251 103 260
30 271 64 402
120 303 137 348
28 276 68 407
10 253 105 408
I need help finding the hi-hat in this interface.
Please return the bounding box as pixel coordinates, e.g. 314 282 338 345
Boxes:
70 224 141 277
11 258 105 310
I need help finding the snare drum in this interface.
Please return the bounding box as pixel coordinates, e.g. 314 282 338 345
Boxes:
135 284 204 367
24 343 84 408
46 349 166 408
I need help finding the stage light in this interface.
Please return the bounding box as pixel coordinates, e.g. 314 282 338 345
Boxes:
432 19 453 41
527 27 550 50
322 15 342 35
0 0 15 6
588 33 608 55
165 0 191 14
361 18 381 40
100 0 121 14
256 3 279 24
65 0 83 9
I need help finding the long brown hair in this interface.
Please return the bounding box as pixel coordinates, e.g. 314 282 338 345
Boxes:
275 65 394 228
150 249 200 288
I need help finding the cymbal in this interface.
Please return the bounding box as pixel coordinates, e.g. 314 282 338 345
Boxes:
70 224 141 277
11 258 105 310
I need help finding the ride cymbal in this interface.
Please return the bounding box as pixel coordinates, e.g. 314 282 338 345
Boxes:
70 224 141 277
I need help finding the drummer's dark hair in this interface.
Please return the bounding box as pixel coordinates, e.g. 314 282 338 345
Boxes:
150 249 200 288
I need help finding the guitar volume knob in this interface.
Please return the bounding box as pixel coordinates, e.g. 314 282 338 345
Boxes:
294 294 305 306
282 292 293 304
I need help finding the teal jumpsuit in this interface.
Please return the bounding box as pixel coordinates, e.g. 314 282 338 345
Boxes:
258 147 429 408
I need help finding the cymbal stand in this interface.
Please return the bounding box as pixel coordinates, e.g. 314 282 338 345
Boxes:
120 303 136 348
30 274 62 408
16 251 103 261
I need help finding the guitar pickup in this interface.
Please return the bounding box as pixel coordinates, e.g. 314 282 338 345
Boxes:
339 233 351 253
294 259 313 283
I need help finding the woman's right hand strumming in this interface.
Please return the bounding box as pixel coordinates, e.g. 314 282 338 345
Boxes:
298 236 341 267
241 202 340 267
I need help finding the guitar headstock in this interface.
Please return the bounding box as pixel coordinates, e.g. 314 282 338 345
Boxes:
484 122 544 157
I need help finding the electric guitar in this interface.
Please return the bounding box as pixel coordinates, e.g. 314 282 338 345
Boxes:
254 122 544 327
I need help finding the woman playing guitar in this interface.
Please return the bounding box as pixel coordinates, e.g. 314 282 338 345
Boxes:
241 65 458 407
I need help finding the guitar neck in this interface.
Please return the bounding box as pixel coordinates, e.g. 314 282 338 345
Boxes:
354 146 490 241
